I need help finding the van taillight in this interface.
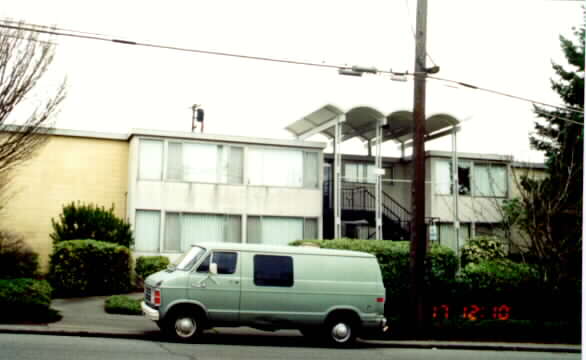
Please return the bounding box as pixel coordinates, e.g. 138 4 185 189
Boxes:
154 289 161 306
376 297 385 303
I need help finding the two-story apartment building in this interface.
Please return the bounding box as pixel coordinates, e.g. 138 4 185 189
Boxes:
2 124 541 267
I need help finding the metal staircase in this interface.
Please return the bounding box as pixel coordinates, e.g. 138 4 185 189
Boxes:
341 185 411 239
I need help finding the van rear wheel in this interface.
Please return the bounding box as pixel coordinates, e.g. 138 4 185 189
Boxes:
325 316 357 346
164 310 203 341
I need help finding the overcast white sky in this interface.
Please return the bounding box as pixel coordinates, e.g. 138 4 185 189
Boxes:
1 0 584 162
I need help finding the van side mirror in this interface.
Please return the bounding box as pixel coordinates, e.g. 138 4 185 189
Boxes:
209 263 218 275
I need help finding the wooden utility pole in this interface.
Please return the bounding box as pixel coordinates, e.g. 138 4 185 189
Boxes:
409 0 429 334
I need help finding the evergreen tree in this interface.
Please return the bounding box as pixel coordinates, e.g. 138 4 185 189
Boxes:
508 21 583 288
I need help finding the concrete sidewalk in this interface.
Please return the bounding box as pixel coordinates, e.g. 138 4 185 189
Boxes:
0 294 580 354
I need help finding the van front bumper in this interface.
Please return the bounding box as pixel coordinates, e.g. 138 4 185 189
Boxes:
141 301 160 321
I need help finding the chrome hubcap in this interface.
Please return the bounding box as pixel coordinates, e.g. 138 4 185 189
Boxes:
331 323 351 343
175 317 196 338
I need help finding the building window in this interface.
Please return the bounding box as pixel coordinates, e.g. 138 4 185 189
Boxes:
344 162 376 184
438 222 470 251
164 212 241 252
254 255 294 287
474 163 507 197
435 160 471 196
246 148 319 188
138 140 163 180
166 142 244 184
134 210 161 251
246 216 317 245
248 148 303 187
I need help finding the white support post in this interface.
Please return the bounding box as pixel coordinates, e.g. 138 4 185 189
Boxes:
451 125 460 261
334 115 344 239
375 117 384 240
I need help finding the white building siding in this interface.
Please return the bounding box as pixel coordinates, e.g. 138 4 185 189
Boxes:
128 133 325 258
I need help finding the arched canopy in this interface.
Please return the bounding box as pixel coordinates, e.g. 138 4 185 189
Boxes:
285 104 460 146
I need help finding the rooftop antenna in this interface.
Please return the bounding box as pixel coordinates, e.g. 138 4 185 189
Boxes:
191 104 205 133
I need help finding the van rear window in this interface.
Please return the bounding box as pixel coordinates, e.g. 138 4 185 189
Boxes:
253 255 293 287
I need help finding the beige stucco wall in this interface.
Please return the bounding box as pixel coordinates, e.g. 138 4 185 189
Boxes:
510 165 548 198
0 135 129 271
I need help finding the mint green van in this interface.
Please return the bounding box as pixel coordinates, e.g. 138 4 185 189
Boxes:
141 242 387 346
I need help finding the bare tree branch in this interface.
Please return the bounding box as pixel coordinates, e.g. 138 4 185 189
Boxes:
0 21 66 211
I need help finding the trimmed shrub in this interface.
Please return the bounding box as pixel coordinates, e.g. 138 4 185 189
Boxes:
0 278 54 322
48 239 132 297
51 202 133 248
105 295 142 315
460 236 506 267
454 259 541 320
0 231 39 279
135 256 169 288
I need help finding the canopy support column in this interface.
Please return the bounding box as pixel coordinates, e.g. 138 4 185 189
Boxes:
333 114 344 239
375 116 386 240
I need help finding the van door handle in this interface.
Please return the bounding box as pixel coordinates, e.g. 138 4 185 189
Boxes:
231 280 240 285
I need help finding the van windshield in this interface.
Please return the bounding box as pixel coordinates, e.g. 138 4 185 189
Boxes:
171 246 206 271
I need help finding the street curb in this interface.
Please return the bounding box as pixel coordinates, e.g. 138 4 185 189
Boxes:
0 327 158 342
363 340 582 354
0 327 581 353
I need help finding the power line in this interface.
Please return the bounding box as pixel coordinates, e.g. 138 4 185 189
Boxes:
424 75 585 118
0 21 345 71
1 20 583 123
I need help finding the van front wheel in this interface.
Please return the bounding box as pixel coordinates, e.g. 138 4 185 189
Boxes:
325 317 357 346
165 310 203 341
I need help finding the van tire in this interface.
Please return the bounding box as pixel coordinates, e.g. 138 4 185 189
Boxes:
324 315 357 346
164 309 203 342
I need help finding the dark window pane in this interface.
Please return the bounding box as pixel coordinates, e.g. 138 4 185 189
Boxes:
254 255 293 287
214 252 237 274
196 255 210 273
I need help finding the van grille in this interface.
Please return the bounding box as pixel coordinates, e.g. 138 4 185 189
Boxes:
144 286 152 304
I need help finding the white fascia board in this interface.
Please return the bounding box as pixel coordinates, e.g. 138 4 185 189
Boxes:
129 128 326 150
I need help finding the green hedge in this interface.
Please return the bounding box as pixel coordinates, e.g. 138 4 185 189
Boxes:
48 239 132 297
104 295 142 315
51 202 133 248
0 278 52 308
0 278 56 322
135 256 169 287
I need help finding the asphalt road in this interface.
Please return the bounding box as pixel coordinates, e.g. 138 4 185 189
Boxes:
0 334 580 360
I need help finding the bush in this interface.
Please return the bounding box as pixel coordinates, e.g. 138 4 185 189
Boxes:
48 239 132 297
51 202 133 248
291 239 458 321
0 278 59 323
135 256 169 288
453 259 541 320
0 231 39 279
460 236 507 267
105 295 142 315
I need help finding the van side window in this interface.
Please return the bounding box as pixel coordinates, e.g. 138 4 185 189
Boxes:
253 255 293 287
197 252 237 274
214 252 237 274
196 255 210 273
